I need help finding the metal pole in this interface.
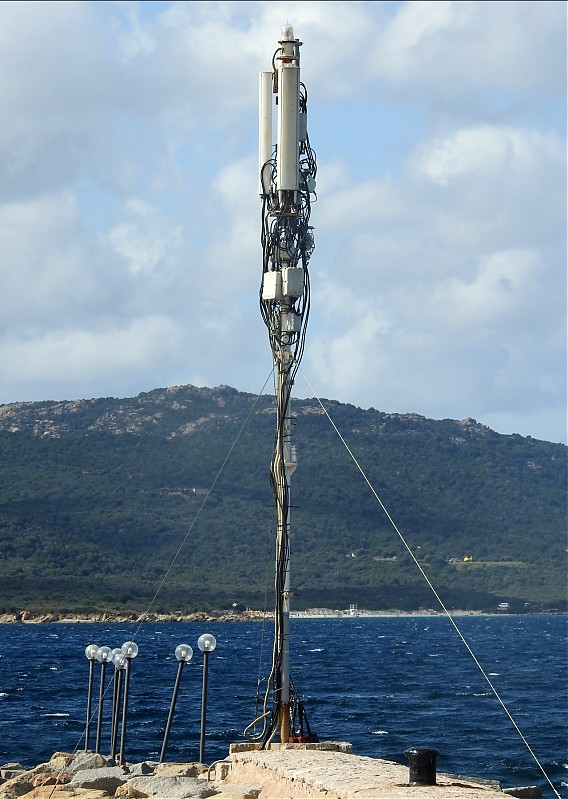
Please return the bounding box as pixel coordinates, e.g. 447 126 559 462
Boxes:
199 651 210 764
95 660 107 754
85 658 95 751
160 660 185 763
280 493 291 744
110 667 123 760
278 362 293 744
256 23 316 749
118 657 131 766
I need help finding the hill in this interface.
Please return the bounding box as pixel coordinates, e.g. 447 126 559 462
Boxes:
0 384 565 615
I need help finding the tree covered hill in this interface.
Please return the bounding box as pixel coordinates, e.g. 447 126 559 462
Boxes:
0 384 565 614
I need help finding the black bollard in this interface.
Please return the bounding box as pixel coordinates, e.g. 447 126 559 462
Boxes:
404 747 440 786
160 643 193 763
84 644 98 751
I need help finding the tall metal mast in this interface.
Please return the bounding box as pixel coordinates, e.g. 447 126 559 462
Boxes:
257 24 317 745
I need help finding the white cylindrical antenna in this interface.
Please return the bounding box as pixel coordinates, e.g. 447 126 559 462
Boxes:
259 71 273 197
277 63 300 193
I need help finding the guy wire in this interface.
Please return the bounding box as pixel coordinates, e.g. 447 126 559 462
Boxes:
300 368 561 799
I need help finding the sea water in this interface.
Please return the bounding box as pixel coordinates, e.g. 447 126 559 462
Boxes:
0 615 565 798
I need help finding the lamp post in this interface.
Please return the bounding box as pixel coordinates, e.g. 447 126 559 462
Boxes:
159 643 194 763
118 640 138 766
110 649 126 761
94 646 113 754
197 633 216 765
84 644 99 751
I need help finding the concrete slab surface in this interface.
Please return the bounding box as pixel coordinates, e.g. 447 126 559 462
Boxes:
219 749 508 799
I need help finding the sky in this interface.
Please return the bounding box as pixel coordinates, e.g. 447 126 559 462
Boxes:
0 1 566 444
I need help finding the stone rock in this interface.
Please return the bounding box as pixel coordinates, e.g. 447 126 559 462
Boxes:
206 763 230 782
31 777 56 789
502 788 543 799
67 754 113 774
31 773 71 788
126 776 219 799
48 755 75 771
154 765 207 778
211 786 261 799
70 766 128 793
117 785 145 799
0 781 33 799
0 765 52 799
126 764 155 778
21 788 73 799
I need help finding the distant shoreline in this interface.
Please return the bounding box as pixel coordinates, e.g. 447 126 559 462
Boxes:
0 608 563 624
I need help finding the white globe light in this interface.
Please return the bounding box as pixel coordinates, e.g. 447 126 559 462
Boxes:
112 648 126 669
95 646 112 663
175 644 194 663
197 633 217 653
85 644 99 660
121 640 139 659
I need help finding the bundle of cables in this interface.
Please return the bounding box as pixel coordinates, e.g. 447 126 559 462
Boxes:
244 69 318 748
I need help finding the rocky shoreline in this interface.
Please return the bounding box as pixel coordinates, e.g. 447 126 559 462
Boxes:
0 750 233 799
0 609 558 624
0 610 269 625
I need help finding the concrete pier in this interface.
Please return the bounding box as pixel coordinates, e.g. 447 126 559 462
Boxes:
213 743 513 798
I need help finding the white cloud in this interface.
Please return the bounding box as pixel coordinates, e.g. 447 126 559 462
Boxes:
0 193 101 330
430 249 544 329
372 0 565 100
107 198 182 277
3 316 179 378
0 1 564 443
414 126 557 186
305 116 565 441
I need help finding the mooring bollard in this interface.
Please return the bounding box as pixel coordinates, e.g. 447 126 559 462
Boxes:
404 746 440 786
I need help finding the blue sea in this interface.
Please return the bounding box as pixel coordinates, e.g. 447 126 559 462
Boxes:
0 615 566 798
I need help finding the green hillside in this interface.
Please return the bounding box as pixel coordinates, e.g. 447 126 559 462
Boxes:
0 385 565 614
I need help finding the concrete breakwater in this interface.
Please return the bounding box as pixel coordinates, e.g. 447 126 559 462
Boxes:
0 746 541 799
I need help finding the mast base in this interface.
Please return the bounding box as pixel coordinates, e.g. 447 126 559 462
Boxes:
280 702 290 743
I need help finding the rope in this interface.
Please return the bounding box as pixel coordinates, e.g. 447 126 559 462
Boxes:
300 369 561 799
